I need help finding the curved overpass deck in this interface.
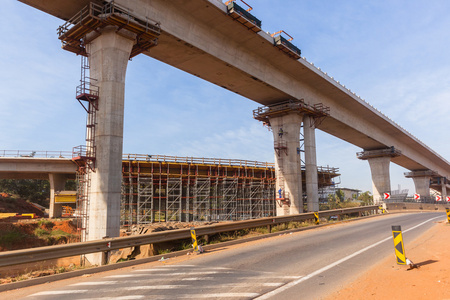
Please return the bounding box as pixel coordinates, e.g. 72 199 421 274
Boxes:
17 0 450 179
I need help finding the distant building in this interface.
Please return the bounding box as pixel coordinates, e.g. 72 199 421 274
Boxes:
339 188 361 201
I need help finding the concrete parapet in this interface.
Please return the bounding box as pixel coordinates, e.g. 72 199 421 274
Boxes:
387 202 449 212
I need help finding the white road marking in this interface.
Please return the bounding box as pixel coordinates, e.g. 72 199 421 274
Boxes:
221 282 283 287
255 216 443 299
70 281 118 286
130 270 222 275
126 285 188 290
28 290 88 296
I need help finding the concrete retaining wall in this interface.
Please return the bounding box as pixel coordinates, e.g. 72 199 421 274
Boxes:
387 202 449 212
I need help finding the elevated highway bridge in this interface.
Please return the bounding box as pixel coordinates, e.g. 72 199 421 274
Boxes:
16 0 450 264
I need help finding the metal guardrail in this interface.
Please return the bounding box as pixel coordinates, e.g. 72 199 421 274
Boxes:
0 206 378 267
123 153 275 168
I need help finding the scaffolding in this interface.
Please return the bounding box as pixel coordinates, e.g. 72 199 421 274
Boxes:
57 1 160 58
72 53 99 242
119 154 339 227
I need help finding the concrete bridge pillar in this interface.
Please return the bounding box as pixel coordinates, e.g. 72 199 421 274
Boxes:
49 173 69 218
270 113 303 215
85 27 135 265
303 114 319 212
441 178 448 201
357 148 401 204
405 170 434 200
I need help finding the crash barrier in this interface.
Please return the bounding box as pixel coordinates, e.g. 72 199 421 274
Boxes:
386 202 449 212
0 206 378 267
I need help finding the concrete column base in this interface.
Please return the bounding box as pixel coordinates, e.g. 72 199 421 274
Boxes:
303 114 319 212
84 26 135 265
367 156 391 204
270 113 303 215
49 173 69 218
405 170 434 200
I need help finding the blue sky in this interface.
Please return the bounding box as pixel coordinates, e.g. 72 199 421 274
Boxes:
1 0 449 195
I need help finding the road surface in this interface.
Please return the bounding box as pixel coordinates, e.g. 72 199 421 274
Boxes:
5 212 445 299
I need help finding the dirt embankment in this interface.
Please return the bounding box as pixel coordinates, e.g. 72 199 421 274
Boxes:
0 219 78 252
0 197 46 217
326 220 450 299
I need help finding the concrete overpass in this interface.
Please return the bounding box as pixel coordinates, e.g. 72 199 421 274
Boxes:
17 0 450 263
0 151 77 218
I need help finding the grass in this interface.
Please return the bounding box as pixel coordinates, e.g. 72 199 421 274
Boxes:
157 249 171 255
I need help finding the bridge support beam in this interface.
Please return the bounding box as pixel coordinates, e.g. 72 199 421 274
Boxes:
49 173 69 218
85 27 135 265
405 170 434 200
303 114 319 212
357 147 401 204
270 113 303 215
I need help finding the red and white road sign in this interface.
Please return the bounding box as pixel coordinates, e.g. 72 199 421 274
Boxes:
436 195 442 201
384 192 390 200
414 194 420 200
447 196 450 202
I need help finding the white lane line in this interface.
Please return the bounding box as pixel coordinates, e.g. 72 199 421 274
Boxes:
221 283 284 287
28 290 88 296
70 281 118 286
129 271 222 275
255 215 443 300
126 285 188 290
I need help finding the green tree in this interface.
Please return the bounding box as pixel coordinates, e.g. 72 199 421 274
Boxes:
0 179 50 206
358 191 373 206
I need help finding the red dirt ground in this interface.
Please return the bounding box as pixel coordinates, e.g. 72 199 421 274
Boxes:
326 220 450 299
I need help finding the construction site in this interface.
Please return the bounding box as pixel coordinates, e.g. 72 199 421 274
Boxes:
49 1 344 242
118 155 340 229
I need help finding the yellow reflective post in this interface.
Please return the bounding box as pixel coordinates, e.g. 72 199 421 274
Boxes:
446 208 450 223
314 212 319 225
190 227 198 252
391 225 406 265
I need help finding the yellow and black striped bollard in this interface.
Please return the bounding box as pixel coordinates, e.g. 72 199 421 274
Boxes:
190 227 198 252
446 208 450 223
314 212 319 225
391 225 406 265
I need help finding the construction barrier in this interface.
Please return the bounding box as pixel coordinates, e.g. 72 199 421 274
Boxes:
391 225 406 265
314 212 319 225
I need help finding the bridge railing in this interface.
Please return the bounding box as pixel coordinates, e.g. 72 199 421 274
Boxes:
123 153 275 168
0 205 379 268
0 150 73 159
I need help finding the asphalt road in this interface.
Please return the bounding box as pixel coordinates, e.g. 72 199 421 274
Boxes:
10 212 446 299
